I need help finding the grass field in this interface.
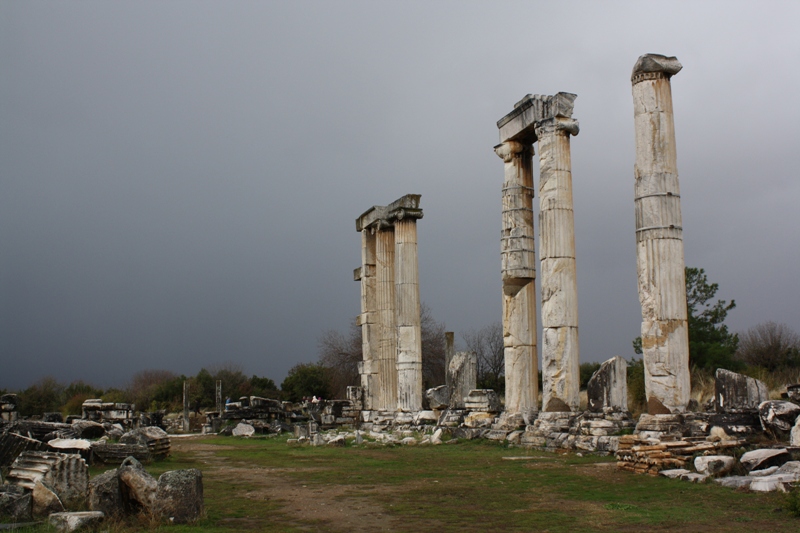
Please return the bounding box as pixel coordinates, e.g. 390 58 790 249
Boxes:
10 434 800 532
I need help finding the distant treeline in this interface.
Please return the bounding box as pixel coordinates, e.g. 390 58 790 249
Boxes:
1 362 333 417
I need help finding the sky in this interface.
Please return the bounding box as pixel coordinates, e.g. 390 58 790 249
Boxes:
2 1 799 391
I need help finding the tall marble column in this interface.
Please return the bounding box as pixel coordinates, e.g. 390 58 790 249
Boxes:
355 229 378 410
375 225 397 411
495 140 538 420
535 115 581 412
394 214 423 412
631 53 689 414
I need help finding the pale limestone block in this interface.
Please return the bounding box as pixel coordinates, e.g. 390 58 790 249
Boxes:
448 351 477 409
540 258 579 327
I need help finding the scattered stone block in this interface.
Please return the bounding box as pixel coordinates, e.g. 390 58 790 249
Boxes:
49 511 104 532
6 451 88 510
679 472 708 483
153 469 203 523
739 448 790 472
231 423 255 437
448 352 477 409
758 400 800 439
694 455 735 477
587 356 627 412
659 468 690 479
463 412 495 428
401 437 417 446
714 476 752 489
118 427 171 458
326 435 346 447
463 390 501 413
88 469 121 517
748 466 779 477
0 483 32 521
33 480 64 516
715 369 768 413
425 385 449 410
118 456 157 513
791 416 800 446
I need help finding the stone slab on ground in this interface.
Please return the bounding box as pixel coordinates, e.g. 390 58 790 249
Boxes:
49 511 104 532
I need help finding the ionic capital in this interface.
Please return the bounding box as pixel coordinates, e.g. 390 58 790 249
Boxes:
631 53 682 84
494 141 532 163
534 117 580 138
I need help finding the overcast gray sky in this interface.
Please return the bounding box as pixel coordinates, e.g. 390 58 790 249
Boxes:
2 1 799 390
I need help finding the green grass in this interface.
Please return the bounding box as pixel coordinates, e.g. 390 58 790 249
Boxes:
8 435 800 531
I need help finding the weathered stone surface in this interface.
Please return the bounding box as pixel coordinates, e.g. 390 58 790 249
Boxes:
6 451 88 510
118 456 157 513
679 472 708 483
463 412 495 428
714 369 768 413
153 469 203 523
33 480 64 516
749 466 779 477
739 448 790 472
88 469 121 517
119 426 170 458
327 435 346 447
448 351 477 409
464 390 501 413
632 53 689 414
759 401 800 438
659 468 690 479
431 428 443 445
693 455 735 477
494 139 537 419
49 511 105 532
231 423 255 437
792 416 800 446
587 357 628 412
714 476 752 489
425 385 449 410
400 437 417 446
0 483 32 521
413 411 438 424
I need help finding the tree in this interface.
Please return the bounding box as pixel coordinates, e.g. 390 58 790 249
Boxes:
126 369 177 411
17 377 64 417
736 322 800 371
420 304 446 390
317 303 447 397
633 267 739 370
62 380 103 415
462 322 504 392
281 363 330 402
249 375 280 398
317 319 362 399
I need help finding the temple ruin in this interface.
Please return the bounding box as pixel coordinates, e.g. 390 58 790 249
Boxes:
494 92 581 419
355 194 424 414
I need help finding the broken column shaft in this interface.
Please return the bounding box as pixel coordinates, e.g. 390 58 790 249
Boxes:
631 53 689 414
535 112 580 412
495 140 538 419
355 229 378 410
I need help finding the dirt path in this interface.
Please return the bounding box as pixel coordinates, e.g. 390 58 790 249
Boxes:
172 438 405 532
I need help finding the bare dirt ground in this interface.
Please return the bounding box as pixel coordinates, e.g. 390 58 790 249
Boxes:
172 438 408 532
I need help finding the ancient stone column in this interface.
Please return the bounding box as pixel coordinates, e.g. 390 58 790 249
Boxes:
631 53 689 414
354 229 378 410
394 213 423 412
375 225 397 411
494 140 538 420
535 112 581 412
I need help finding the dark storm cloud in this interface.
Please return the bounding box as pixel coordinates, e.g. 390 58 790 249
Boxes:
2 1 799 389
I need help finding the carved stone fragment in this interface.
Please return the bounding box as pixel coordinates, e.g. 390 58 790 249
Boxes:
714 369 768 413
587 357 628 413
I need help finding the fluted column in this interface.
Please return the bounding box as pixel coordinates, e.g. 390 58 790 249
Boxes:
535 116 581 412
375 226 397 411
495 140 538 419
631 53 689 414
395 215 423 412
356 229 378 410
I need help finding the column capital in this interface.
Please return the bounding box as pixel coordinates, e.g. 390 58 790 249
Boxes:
631 54 682 84
493 141 532 163
534 117 580 138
